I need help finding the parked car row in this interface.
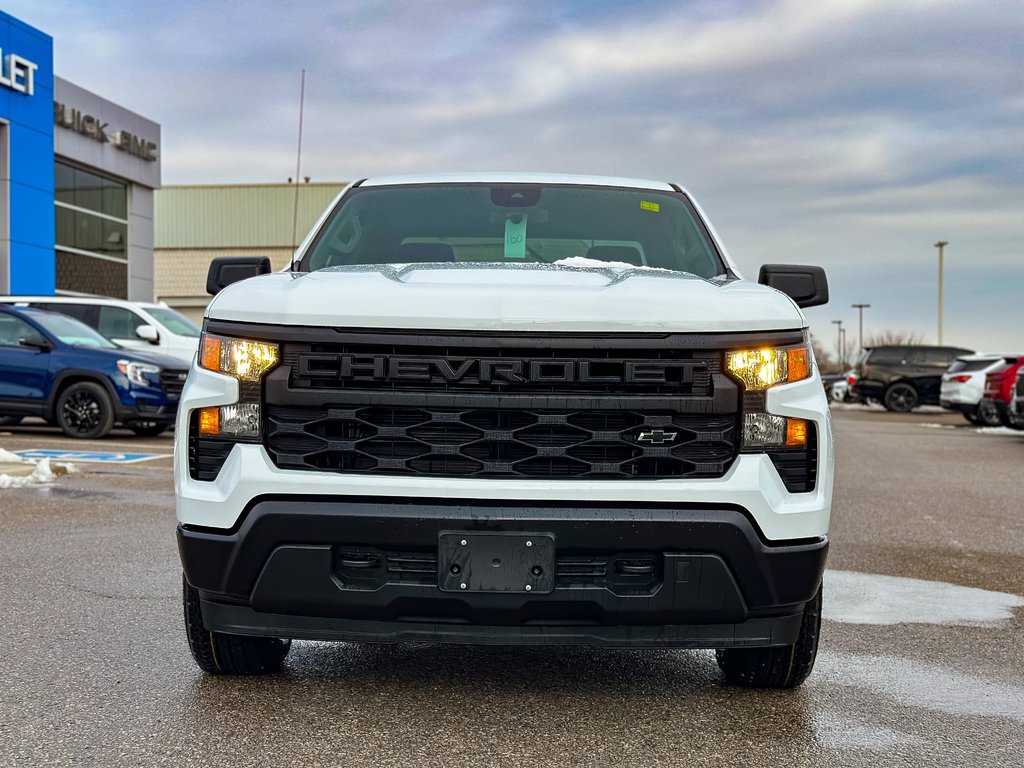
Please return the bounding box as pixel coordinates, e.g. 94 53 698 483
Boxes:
828 344 1023 427
0 297 196 439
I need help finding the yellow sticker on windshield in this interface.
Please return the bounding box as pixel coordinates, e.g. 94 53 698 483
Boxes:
640 200 660 213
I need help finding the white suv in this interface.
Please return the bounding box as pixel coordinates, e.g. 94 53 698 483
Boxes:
940 354 1014 425
0 296 200 365
175 173 834 687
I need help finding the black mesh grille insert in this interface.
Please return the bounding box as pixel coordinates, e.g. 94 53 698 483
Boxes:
160 369 189 399
261 330 744 480
265 406 737 479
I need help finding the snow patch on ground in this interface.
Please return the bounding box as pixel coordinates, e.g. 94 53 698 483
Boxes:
824 569 1024 627
919 423 957 430
975 426 1024 436
553 256 673 272
0 448 75 489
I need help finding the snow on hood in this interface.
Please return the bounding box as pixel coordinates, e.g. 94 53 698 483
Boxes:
208 262 806 333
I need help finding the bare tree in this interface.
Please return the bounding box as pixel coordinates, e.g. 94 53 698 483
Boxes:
864 330 927 347
810 334 838 372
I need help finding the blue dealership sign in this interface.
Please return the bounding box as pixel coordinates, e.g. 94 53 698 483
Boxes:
0 11 55 295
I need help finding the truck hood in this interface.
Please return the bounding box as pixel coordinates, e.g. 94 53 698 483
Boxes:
207 263 805 333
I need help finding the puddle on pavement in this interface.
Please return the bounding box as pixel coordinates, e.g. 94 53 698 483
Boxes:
815 651 1024 722
823 569 1024 627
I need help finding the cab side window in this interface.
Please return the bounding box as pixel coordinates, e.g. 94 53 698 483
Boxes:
916 348 953 367
97 307 145 339
0 316 38 348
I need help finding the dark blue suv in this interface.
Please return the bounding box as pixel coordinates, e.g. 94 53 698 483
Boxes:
0 305 189 438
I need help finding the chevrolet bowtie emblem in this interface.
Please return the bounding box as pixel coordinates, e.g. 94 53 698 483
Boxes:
636 429 678 445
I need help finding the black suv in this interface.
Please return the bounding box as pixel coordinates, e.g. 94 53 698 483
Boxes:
853 345 973 412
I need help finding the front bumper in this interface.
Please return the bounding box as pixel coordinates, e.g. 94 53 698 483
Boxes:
116 398 178 425
180 498 827 648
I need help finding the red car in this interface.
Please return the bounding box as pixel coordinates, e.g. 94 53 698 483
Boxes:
981 357 1024 427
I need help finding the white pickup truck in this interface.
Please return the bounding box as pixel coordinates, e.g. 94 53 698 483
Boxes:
175 173 833 687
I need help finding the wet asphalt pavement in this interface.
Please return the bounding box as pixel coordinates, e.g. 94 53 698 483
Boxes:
1 409 1023 767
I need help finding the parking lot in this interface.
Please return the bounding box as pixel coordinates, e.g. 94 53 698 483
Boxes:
1 408 1023 767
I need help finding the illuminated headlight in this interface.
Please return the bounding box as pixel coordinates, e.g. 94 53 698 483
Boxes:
726 345 810 391
199 334 279 381
117 359 160 386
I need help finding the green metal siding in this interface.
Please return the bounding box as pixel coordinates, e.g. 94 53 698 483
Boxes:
154 183 347 249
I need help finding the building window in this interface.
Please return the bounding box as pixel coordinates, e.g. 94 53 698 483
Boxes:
54 161 130 298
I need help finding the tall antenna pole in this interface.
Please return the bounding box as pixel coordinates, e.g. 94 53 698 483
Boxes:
290 69 307 263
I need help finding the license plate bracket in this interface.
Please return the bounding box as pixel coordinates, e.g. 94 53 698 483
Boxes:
438 532 555 594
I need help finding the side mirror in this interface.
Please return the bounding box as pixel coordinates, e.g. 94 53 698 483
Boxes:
206 256 272 296
135 324 160 344
19 335 53 352
758 264 829 308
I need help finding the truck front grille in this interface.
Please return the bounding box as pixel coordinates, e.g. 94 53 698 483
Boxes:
264 405 737 478
244 328 755 481
160 369 189 399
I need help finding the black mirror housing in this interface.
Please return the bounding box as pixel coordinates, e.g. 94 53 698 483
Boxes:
758 264 829 308
19 335 53 351
206 256 272 296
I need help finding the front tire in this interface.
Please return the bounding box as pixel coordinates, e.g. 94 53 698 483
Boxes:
716 585 822 689
883 382 919 412
183 576 291 675
55 382 114 439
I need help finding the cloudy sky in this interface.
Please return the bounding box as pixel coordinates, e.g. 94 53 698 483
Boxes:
9 0 1023 356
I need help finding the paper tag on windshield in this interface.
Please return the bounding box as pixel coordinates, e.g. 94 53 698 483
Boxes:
504 215 527 259
640 200 660 213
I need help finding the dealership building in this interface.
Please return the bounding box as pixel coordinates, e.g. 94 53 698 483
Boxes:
0 10 161 301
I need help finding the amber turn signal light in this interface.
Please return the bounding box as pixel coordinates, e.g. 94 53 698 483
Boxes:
785 418 808 448
198 407 220 436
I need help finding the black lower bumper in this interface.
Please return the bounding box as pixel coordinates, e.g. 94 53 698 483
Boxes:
116 400 178 425
179 498 827 648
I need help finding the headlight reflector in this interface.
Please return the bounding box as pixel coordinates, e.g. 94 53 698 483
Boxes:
197 403 262 439
742 413 809 449
200 334 279 381
726 345 810 390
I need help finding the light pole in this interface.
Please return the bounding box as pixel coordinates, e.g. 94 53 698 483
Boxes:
840 327 848 369
851 303 871 351
832 319 843 370
934 241 947 344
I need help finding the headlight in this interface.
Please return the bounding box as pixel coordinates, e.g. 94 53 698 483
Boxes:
117 359 160 386
726 345 810 391
199 334 279 381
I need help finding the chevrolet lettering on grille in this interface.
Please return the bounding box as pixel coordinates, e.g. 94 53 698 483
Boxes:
296 354 707 386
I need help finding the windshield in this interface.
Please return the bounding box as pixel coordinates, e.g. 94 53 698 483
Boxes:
31 312 117 348
300 184 726 278
146 307 202 338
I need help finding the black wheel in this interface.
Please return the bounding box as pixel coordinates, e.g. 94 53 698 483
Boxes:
716 585 822 689
962 411 982 425
976 400 1002 427
130 422 168 438
183 576 290 675
55 382 114 439
883 382 919 412
0 416 23 427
